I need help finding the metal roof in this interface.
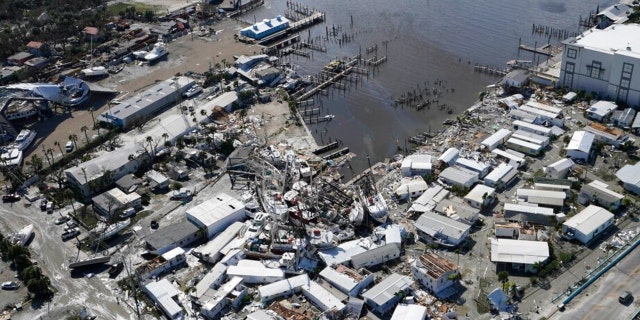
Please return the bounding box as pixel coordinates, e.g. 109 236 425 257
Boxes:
564 205 614 235
566 131 595 153
503 203 555 216
438 147 459 164
302 281 346 312
481 129 512 148
616 163 640 187
391 304 428 320
455 158 490 173
258 274 309 299
186 193 245 229
414 212 471 242
587 101 617 118
145 220 200 250
464 184 496 204
195 263 228 299
524 100 563 115
361 273 413 306
484 163 516 183
439 167 478 185
194 221 244 258
547 158 574 172
490 238 549 265
512 120 552 135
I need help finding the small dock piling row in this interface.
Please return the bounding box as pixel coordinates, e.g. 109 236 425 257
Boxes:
298 41 327 52
531 23 579 39
362 56 387 67
473 64 508 77
289 11 326 32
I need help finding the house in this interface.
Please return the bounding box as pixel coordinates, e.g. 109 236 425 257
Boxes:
227 260 285 284
91 188 142 217
318 238 382 267
258 274 309 305
586 101 616 121
562 205 614 244
319 265 374 297
199 276 248 319
301 281 346 314
501 69 529 89
115 174 143 194
616 162 640 194
193 221 244 264
511 130 550 148
400 154 432 177
394 178 428 200
240 16 290 40
481 129 512 151
490 238 549 273
145 220 202 254
434 198 480 225
7 52 34 66
484 163 518 190
505 137 543 156
512 120 553 137
579 180 624 210
455 158 490 178
516 189 566 209
409 185 450 214
361 273 413 314
26 41 50 57
391 304 427 320
210 91 240 113
438 167 478 189
351 241 401 269
558 24 640 108
83 26 103 42
584 122 628 147
235 54 269 70
546 158 574 179
491 148 526 169
438 147 459 166
142 279 184 320
146 170 170 190
613 108 636 129
518 103 563 127
186 193 246 239
192 263 228 301
412 252 459 299
503 203 555 225
566 131 594 162
595 3 632 29
463 184 496 209
414 212 471 247
498 94 524 109
136 247 187 280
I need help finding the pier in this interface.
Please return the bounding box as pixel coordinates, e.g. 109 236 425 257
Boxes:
313 141 340 155
289 11 326 32
321 147 350 160
518 43 553 57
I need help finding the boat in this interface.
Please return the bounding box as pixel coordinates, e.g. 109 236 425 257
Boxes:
346 200 364 225
365 193 388 224
306 227 336 249
10 224 34 246
108 64 125 74
144 41 168 63
108 262 124 278
132 50 148 59
80 66 108 78
0 148 23 167
9 129 36 151
323 114 335 121
4 100 39 121
68 255 110 269
182 85 203 98
300 75 312 85
90 219 131 241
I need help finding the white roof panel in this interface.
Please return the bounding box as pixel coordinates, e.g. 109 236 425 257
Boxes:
361 273 413 306
490 238 549 265
564 205 613 235
566 131 595 153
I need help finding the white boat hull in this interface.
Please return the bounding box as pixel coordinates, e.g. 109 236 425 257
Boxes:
366 194 388 224
11 224 34 246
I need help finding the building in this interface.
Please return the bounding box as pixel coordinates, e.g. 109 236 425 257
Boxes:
517 189 566 209
192 263 228 301
258 274 310 305
394 178 428 200
584 122 628 147
511 130 550 148
412 252 459 299
145 220 202 254
579 180 624 210
481 129 512 151
6 52 34 66
512 120 552 137
503 203 555 225
142 279 184 320
484 163 517 190
361 273 413 314
414 212 471 247
565 131 595 162
494 220 539 240
546 158 575 179
115 174 143 193
595 3 632 28
208 91 240 113
136 247 186 280
505 137 543 156
186 193 246 239
350 241 401 269
301 281 346 314
391 304 427 320
319 265 374 297
498 94 524 109
463 184 495 209
438 147 459 166
97 76 194 128
318 237 383 267
558 24 640 108
240 16 290 40
490 238 549 273
517 104 563 127
563 205 614 244
400 154 432 177
193 221 244 264
65 146 140 196
616 162 640 194
455 158 490 179
587 101 617 122
534 181 572 194
227 260 285 284
200 276 248 319
409 185 450 213
438 167 478 189
235 54 269 70
91 187 141 217
435 198 480 225
491 148 526 168
146 169 169 190
614 108 636 129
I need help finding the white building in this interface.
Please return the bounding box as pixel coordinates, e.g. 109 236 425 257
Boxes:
391 304 427 320
200 276 247 319
409 185 450 213
512 120 553 137
566 131 594 161
301 281 346 314
511 130 550 148
412 252 459 299
318 237 382 267
351 242 401 269
491 148 526 168
463 184 496 209
579 180 624 210
484 163 517 190
616 162 640 194
518 104 563 127
503 203 555 225
258 274 309 305
142 279 184 320
490 238 549 273
91 187 142 217
584 122 628 147
517 189 566 209
562 205 614 244
136 247 186 280
438 167 478 189
319 265 374 297
394 178 428 200
146 169 169 190
546 158 575 179
227 260 285 284
505 137 543 156
414 212 471 247
186 193 246 239
455 158 490 178
558 24 640 108
400 154 432 177
361 273 413 314
193 263 228 301
193 222 244 264
614 107 636 129
438 147 459 166
481 129 512 151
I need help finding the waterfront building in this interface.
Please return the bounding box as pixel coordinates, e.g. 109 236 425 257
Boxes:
361 273 413 314
490 238 549 273
481 129 512 151
414 212 470 247
562 205 614 244
559 24 640 108
401 154 433 177
319 265 374 297
546 158 575 179
484 163 517 190
186 193 246 239
615 162 640 194
394 178 429 200
578 180 624 210
566 130 594 162
411 252 459 299
240 16 290 40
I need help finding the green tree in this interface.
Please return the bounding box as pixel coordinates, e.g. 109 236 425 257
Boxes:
81 125 90 145
29 154 44 174
54 140 64 157
498 271 509 283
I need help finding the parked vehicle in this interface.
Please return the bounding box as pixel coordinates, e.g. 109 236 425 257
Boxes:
150 220 159 229
54 216 70 225
2 194 20 203
619 291 633 304
61 228 81 241
40 199 48 211
1 281 19 290
170 188 192 200
46 202 53 213
119 207 136 219
65 141 74 152
66 220 78 228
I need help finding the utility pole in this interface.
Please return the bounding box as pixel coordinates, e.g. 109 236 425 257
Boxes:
122 250 142 319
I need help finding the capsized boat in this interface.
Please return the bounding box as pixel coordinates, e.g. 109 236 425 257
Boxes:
11 224 34 246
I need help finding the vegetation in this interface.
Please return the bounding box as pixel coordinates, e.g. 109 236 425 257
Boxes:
0 233 53 299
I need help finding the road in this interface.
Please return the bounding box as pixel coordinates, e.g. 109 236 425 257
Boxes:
552 244 640 320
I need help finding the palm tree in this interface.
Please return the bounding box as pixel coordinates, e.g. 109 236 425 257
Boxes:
162 132 169 146
145 136 154 157
69 134 78 151
80 125 90 145
64 188 77 216
46 148 54 167
88 106 96 128
53 141 64 157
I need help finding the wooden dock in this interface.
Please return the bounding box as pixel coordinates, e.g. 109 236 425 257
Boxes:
289 11 325 32
518 43 553 56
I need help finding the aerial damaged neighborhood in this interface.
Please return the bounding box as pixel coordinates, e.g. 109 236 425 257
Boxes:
1 0 640 320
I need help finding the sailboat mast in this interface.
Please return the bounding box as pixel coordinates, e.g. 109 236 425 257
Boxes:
366 156 379 195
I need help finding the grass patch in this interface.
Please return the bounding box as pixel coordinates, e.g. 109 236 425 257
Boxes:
131 210 153 224
107 2 158 17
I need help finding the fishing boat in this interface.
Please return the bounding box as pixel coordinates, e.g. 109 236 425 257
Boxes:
346 200 364 225
365 193 388 224
11 224 34 246
90 219 130 241
4 100 39 121
144 41 168 63
10 129 36 151
80 66 108 78
306 227 336 249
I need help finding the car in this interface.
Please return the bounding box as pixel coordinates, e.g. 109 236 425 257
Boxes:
61 228 81 241
120 207 136 219
66 220 78 228
65 141 74 152
150 220 159 229
46 201 54 213
54 216 70 225
40 199 48 211
1 281 19 290
170 188 192 200
619 291 632 304
2 194 21 203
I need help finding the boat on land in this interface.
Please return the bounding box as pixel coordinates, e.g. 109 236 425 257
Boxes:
0 148 23 167
346 200 364 225
80 66 108 78
11 224 34 246
10 129 36 151
144 41 168 63
90 219 131 241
